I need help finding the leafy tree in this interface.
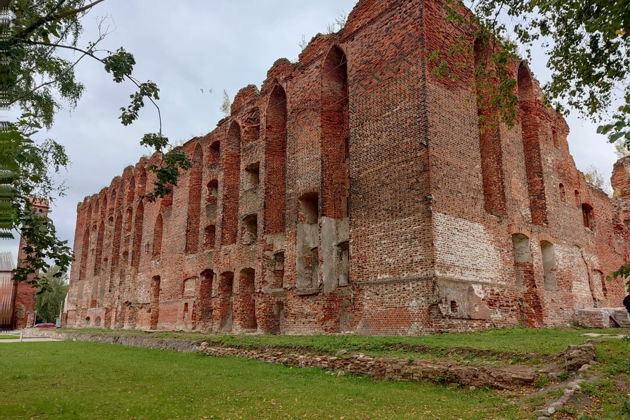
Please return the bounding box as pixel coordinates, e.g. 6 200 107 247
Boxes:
615 141 630 159
436 0 629 288
34 266 68 323
0 124 18 239
610 265 630 292
1 0 191 287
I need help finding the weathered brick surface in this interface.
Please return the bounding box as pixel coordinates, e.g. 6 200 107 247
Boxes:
63 0 629 335
10 198 50 329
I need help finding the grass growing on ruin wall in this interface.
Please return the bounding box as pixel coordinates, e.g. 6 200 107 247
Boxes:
0 341 528 420
59 326 630 355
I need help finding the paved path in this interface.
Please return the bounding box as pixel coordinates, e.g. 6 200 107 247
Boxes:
0 330 61 344
0 336 61 343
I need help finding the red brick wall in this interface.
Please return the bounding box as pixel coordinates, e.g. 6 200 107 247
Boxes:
62 0 630 335
424 0 628 330
12 198 50 329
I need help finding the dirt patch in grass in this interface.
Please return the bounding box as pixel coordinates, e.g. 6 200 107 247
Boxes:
560 391 595 414
613 373 630 393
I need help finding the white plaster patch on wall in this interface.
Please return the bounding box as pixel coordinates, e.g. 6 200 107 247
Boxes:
557 244 594 309
62 282 75 310
433 212 503 283
580 250 605 304
472 284 486 299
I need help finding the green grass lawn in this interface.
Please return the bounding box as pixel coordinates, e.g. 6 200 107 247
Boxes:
0 334 18 339
0 341 529 420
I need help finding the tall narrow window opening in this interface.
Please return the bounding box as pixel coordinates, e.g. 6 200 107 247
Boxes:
152 213 163 259
131 202 144 268
137 167 147 197
271 251 285 289
242 214 258 245
511 233 543 326
264 84 288 234
204 225 216 250
474 39 506 215
126 176 135 204
297 193 320 291
79 228 90 280
185 144 203 254
299 193 319 224
244 162 260 190
320 46 349 219
582 203 594 230
221 122 241 245
199 269 214 326
518 63 548 226
208 141 220 164
111 211 123 270
236 268 257 331
336 241 350 286
123 207 133 265
150 275 160 330
218 272 234 332
206 179 218 204
100 196 108 219
540 240 557 290
94 221 105 275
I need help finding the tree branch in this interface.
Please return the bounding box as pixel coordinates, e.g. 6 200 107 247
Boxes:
11 55 86 105
16 0 68 39
22 40 164 137
16 0 107 40
11 31 108 105
13 20 91 89
52 0 107 21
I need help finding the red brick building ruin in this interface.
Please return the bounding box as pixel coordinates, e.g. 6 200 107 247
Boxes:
63 0 630 334
0 198 50 329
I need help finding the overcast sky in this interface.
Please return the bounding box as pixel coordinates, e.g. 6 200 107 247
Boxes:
0 0 620 262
